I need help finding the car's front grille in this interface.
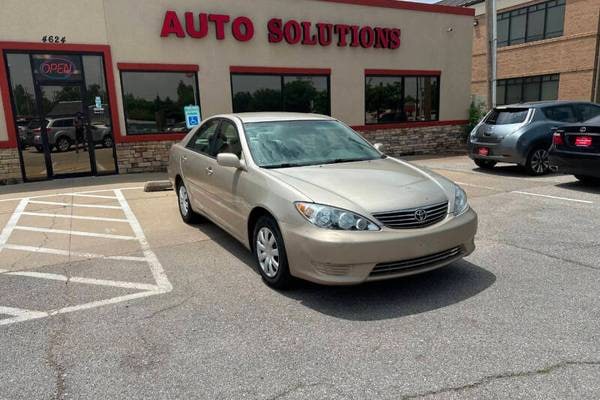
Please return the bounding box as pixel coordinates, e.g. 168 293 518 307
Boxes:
370 246 463 277
372 201 448 229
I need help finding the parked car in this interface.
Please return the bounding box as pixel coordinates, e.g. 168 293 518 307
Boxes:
468 101 600 175
169 113 477 288
549 115 600 184
30 117 114 152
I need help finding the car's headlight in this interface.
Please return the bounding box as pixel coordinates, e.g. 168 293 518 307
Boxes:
295 202 380 231
453 185 469 215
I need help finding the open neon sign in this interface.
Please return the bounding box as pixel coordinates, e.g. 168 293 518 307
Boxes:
39 58 76 80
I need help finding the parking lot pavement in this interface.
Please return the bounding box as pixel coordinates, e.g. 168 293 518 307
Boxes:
1 157 599 399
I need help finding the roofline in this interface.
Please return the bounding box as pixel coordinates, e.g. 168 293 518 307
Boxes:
316 0 476 16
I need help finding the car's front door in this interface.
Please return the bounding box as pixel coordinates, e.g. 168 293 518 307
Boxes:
180 119 221 215
201 119 248 242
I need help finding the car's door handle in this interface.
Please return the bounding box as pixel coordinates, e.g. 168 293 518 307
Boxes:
206 167 214 176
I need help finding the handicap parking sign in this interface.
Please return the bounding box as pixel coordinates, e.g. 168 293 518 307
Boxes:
184 105 201 129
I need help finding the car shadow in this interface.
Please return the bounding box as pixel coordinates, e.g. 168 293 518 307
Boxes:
555 181 600 194
472 164 562 179
193 220 495 322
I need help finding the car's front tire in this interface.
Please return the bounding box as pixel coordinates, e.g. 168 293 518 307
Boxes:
474 159 497 170
55 136 72 152
177 181 199 224
526 146 551 175
252 216 292 289
575 175 600 185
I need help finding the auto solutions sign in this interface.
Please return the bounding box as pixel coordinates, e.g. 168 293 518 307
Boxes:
160 11 401 49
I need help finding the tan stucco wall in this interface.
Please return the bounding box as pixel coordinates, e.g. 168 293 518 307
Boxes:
0 0 473 142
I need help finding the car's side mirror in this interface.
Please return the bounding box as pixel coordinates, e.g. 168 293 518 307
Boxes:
217 153 245 170
374 143 385 152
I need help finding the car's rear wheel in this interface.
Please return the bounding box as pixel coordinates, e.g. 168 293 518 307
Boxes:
34 145 43 152
177 182 199 224
102 135 114 148
474 159 497 170
526 146 550 175
55 136 72 152
575 175 600 185
252 216 292 289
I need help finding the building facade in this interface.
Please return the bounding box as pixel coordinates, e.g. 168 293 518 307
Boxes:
0 0 474 184
442 0 600 106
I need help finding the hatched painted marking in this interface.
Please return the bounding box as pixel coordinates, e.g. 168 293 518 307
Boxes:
0 188 172 326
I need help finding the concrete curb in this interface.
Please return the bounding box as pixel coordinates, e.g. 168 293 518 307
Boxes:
144 181 173 192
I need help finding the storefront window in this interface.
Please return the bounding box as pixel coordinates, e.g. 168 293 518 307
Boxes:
365 74 440 124
120 71 200 135
497 0 565 47
231 74 330 115
496 74 559 105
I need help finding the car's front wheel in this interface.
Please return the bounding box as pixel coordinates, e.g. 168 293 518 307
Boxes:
252 216 292 289
177 182 199 224
575 175 600 185
55 136 72 152
526 146 551 175
474 159 497 170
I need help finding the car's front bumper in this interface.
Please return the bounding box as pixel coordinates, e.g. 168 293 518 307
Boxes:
549 151 600 178
282 208 478 285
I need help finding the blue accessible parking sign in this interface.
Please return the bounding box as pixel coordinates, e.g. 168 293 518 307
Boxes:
184 105 201 129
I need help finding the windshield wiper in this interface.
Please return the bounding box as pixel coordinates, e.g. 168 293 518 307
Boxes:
262 163 301 169
326 158 371 164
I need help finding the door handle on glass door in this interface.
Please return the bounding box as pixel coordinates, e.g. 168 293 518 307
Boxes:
206 167 214 176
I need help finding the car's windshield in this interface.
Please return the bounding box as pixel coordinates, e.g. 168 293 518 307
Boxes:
485 108 529 125
243 120 382 168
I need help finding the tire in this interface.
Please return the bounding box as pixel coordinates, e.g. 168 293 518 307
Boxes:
575 175 600 185
34 145 43 152
252 215 292 290
526 146 551 175
55 136 72 152
102 135 114 148
474 159 497 170
176 181 199 224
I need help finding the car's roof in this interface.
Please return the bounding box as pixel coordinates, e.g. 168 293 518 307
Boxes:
216 112 335 123
498 100 597 109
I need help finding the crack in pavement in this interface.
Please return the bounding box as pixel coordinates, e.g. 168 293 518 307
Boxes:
142 294 195 320
399 360 600 399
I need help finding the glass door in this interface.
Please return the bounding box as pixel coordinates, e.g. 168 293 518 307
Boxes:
36 83 93 176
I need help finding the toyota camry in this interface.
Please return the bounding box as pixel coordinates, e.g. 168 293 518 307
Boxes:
168 113 477 288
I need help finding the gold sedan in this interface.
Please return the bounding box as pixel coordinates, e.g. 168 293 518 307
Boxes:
168 113 477 288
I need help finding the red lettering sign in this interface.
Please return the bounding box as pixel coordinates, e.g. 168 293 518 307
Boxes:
160 11 401 50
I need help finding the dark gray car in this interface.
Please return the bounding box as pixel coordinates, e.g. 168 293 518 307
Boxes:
468 101 600 175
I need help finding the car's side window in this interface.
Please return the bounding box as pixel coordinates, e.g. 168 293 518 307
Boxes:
186 119 220 155
543 105 578 123
577 104 600 122
212 120 242 158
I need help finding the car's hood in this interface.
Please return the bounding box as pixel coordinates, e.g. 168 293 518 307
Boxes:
267 158 454 214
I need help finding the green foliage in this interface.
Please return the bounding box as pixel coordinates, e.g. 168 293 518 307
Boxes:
467 99 488 133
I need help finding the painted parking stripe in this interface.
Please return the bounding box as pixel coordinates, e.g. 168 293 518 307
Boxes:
0 186 145 203
28 200 122 209
21 212 129 223
511 191 594 204
0 198 28 249
3 271 159 291
13 226 137 241
69 193 118 199
3 244 146 262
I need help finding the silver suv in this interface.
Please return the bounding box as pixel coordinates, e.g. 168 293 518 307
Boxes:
31 117 113 152
468 101 600 175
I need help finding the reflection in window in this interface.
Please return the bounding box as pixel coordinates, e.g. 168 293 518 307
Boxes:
365 75 440 124
496 74 559 105
497 0 565 47
121 71 200 135
231 74 330 115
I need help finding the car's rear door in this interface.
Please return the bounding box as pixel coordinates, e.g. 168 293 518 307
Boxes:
180 119 221 214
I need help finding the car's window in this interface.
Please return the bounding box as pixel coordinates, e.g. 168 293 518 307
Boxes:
186 119 220 155
542 105 577 122
243 120 382 168
217 121 242 158
577 104 600 122
485 108 529 125
53 119 74 128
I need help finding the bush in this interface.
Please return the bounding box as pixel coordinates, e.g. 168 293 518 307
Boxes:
467 99 488 133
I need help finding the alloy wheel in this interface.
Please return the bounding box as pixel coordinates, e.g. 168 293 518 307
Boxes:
256 227 279 278
178 185 189 217
530 149 550 174
57 138 71 152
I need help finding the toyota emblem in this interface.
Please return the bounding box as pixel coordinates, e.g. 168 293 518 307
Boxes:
414 209 428 222
580 126 587 133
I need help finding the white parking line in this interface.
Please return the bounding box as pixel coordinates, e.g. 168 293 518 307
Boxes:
3 244 146 262
0 188 172 326
0 186 144 203
14 226 137 241
20 212 129 223
28 200 122 209
68 193 118 200
511 191 594 204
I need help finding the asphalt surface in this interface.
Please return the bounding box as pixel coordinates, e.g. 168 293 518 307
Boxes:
0 156 599 399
